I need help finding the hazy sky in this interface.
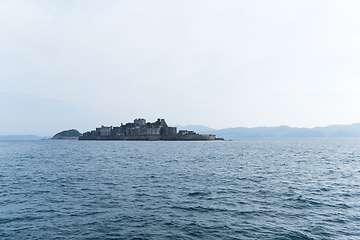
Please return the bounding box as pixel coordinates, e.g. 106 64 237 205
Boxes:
1 0 360 135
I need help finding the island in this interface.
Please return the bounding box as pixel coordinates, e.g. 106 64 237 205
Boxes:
52 129 81 139
79 118 223 141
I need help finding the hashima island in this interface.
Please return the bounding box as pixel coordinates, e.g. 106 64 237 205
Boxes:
77 118 223 141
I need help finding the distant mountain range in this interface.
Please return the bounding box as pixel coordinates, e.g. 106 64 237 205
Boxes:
0 135 49 140
3 123 360 140
176 123 360 139
172 125 216 133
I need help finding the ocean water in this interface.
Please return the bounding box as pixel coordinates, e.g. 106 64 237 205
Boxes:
1 139 360 239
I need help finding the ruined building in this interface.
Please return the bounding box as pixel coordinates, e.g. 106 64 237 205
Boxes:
79 118 223 141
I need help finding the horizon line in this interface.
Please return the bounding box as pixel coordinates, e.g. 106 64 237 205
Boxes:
2 121 360 137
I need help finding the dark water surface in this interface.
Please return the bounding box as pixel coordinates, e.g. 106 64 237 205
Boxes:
1 139 360 239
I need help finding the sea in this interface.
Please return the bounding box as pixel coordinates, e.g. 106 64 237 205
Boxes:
1 138 360 239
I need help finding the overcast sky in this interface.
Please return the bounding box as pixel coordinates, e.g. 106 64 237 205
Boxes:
1 0 360 135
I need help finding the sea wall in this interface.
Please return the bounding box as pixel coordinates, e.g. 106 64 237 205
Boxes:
79 134 219 141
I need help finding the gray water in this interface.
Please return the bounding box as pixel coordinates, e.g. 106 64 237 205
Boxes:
1 139 360 239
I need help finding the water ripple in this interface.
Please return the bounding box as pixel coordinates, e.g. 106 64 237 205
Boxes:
1 139 360 239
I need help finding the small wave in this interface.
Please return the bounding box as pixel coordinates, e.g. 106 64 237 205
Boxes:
319 187 331 192
171 205 229 213
324 217 347 224
281 230 315 240
236 177 248 181
282 195 323 209
335 203 353 209
188 191 212 197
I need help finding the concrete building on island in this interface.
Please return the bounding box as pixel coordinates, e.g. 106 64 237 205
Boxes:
79 118 223 141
